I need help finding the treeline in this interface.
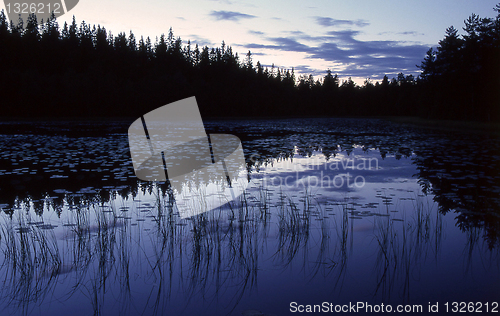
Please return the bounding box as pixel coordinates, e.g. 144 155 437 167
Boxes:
418 5 500 121
0 7 499 121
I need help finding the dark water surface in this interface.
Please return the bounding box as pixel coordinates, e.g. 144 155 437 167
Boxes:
0 118 499 315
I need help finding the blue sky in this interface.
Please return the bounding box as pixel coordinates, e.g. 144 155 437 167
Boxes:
3 0 499 84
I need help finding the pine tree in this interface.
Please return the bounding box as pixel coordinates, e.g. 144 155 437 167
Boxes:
245 50 253 71
167 27 174 49
0 10 9 39
67 15 78 48
24 13 40 43
435 26 463 75
193 43 200 65
42 12 59 43
418 48 436 80
114 32 128 53
95 25 109 55
381 75 389 88
0 10 9 51
256 61 263 76
184 40 192 65
322 69 339 90
79 21 93 52
199 46 210 68
128 31 137 52
155 33 167 61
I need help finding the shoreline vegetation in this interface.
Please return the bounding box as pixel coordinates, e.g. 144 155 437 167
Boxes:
0 116 499 135
0 5 499 122
384 116 500 134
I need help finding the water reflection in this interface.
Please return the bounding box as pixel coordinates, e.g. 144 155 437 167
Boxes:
2 181 497 315
0 118 499 315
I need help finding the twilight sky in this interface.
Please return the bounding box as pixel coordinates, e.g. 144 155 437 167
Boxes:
3 0 499 84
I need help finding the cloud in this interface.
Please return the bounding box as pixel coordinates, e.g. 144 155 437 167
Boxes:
245 37 312 56
208 0 233 3
240 29 428 80
209 10 256 21
326 30 361 44
248 30 265 36
188 34 215 47
314 17 370 28
293 65 323 76
397 31 425 36
379 31 425 36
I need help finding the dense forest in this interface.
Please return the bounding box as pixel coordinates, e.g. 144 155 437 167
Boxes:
0 5 499 121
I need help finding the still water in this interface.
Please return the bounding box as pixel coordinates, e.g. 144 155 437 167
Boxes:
0 118 498 315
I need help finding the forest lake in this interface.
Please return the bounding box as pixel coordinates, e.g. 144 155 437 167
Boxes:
0 117 498 316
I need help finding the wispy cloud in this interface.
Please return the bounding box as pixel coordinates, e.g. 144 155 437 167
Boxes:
293 65 322 76
314 17 370 28
188 34 215 47
208 0 233 3
248 30 265 36
379 31 425 36
397 31 425 36
209 10 256 21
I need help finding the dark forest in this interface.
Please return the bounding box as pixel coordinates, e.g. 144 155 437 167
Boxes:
0 5 499 121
